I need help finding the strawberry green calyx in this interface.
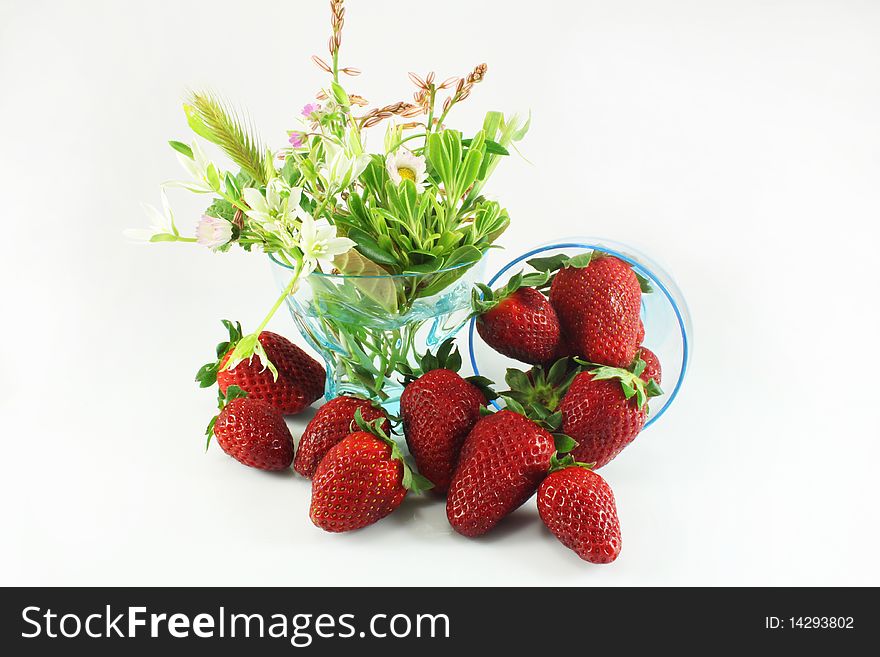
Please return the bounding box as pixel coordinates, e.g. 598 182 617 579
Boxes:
353 408 434 494
630 354 662 392
194 319 281 386
498 394 577 454
195 319 243 388
548 452 595 474
398 339 498 400
503 358 578 412
527 250 653 293
204 384 248 449
470 269 551 315
575 358 664 410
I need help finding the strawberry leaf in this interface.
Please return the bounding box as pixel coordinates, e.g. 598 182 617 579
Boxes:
195 362 220 388
500 394 526 416
549 452 594 473
553 434 577 453
402 468 435 494
471 269 550 316
527 253 570 274
464 375 498 402
635 271 653 294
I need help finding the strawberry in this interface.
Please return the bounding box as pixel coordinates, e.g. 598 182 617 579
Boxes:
637 346 662 386
537 456 622 564
548 253 643 368
196 320 325 415
309 413 432 532
472 271 560 365
399 340 494 493
294 395 390 479
208 386 294 471
559 363 662 469
446 408 557 537
636 319 645 345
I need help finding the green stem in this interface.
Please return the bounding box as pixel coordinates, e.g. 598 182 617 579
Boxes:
425 85 437 133
255 258 303 335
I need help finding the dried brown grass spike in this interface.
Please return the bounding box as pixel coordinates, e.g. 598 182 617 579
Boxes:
312 56 332 73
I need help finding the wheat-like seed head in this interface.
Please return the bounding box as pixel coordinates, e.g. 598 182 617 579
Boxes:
329 0 345 55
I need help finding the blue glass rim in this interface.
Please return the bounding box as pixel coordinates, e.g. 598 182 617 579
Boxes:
467 241 691 430
267 252 485 280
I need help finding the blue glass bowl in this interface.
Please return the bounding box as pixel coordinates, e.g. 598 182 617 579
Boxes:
468 238 693 428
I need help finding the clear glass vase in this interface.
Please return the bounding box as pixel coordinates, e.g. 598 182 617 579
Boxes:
270 254 487 413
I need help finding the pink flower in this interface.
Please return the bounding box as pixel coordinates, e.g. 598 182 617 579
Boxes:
301 103 321 118
195 214 233 250
288 132 306 148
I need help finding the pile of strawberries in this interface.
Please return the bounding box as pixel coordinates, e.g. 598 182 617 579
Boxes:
195 251 663 565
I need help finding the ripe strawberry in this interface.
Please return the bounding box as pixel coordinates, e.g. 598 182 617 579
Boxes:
196 320 325 415
208 386 294 471
636 319 645 345
399 340 493 493
473 271 560 364
549 253 643 368
538 457 622 564
447 409 556 537
310 415 432 532
294 396 389 479
559 364 662 468
637 346 662 385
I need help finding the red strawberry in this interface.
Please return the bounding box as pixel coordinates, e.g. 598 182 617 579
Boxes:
636 319 645 345
637 346 662 385
209 387 294 471
294 395 389 479
309 417 432 532
400 341 491 493
538 458 622 564
549 254 642 368
197 321 325 415
559 364 662 468
473 272 560 364
447 409 556 537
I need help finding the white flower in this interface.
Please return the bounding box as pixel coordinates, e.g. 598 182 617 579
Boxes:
298 213 356 273
242 179 299 224
124 189 177 242
385 149 427 185
195 214 233 250
164 141 219 193
323 141 371 189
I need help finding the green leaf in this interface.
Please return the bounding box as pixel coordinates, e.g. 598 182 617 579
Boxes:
632 357 647 378
527 253 570 273
195 362 219 388
223 385 248 402
149 233 178 243
403 469 434 494
505 368 532 393
567 252 595 268
330 81 350 107
636 271 654 294
646 380 664 397
553 434 578 453
204 197 236 222
347 228 398 265
500 395 526 416
169 140 193 158
463 137 508 156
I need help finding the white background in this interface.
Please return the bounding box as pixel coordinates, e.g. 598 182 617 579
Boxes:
2 0 879 586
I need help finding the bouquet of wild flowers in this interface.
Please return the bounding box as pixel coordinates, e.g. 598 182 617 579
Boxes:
130 0 527 394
